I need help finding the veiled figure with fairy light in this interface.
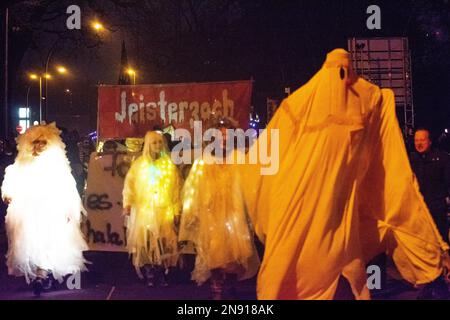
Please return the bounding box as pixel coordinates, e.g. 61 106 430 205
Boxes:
179 117 260 300
0 123 88 296
122 131 181 287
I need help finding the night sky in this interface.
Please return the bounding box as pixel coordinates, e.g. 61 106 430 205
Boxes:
3 0 450 137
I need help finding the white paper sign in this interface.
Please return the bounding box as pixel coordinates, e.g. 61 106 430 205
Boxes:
82 152 140 252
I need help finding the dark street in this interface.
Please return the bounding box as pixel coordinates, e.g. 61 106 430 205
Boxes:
0 231 427 300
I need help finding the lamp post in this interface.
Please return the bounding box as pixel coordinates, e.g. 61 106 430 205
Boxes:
41 20 103 119
29 73 51 123
3 7 8 138
31 63 67 122
43 40 60 120
92 21 104 32
25 85 31 112
43 59 68 119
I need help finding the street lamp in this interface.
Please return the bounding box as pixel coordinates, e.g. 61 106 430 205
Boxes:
126 68 136 85
56 66 67 74
25 85 32 119
42 63 68 119
28 73 50 123
91 21 104 32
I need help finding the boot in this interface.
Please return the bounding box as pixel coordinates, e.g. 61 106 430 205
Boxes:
159 268 169 287
43 273 54 291
210 269 226 300
144 265 155 287
210 278 224 300
32 268 48 297
32 278 44 297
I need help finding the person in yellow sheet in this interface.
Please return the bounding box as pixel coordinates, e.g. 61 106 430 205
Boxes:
240 48 450 300
1 123 88 297
179 117 260 300
122 131 181 287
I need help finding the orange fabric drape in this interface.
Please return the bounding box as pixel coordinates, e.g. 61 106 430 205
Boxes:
241 49 448 300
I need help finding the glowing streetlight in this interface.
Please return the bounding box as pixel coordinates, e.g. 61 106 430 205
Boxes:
43 73 51 79
92 21 104 32
126 68 136 85
56 66 67 74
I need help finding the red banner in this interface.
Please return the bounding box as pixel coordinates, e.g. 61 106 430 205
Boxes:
98 80 253 139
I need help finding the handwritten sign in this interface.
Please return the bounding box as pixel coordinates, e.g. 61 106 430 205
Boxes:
82 152 140 252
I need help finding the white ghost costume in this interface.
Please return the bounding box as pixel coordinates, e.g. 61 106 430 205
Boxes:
1 123 88 283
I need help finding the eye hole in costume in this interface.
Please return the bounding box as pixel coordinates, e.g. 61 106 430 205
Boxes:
32 139 47 146
339 66 345 80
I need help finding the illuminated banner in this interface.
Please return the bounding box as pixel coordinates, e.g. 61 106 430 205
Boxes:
98 80 253 139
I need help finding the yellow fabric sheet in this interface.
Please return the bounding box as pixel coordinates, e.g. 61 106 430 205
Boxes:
241 49 449 300
179 152 260 285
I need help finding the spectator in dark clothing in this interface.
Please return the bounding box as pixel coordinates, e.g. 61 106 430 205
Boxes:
77 135 96 194
410 128 450 299
60 129 84 195
163 133 176 151
410 128 450 242
0 139 17 231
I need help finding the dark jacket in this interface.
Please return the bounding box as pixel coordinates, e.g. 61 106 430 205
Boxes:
410 148 450 241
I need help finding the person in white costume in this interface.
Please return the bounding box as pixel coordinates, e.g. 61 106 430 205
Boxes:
1 123 88 296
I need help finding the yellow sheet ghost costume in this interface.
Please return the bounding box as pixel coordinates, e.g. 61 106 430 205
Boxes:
123 132 180 272
1 123 88 283
241 49 449 300
179 151 260 285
